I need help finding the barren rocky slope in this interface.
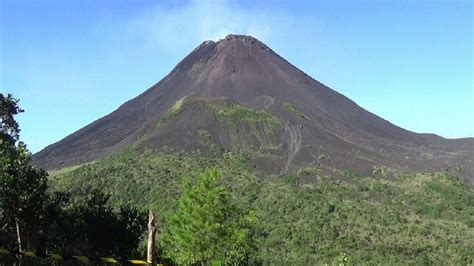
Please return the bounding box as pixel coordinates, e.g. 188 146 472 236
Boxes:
33 34 474 182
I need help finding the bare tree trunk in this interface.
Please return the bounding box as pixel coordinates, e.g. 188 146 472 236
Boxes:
15 219 22 252
16 218 24 266
147 211 156 265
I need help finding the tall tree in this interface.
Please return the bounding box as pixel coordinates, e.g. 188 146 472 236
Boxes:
47 189 147 259
162 169 257 265
0 93 23 148
1 93 148 259
0 93 51 252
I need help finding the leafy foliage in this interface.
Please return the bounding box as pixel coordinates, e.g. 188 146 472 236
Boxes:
47 189 146 259
49 149 259 225
0 93 147 261
0 93 23 146
256 173 473 264
162 169 257 265
0 93 51 253
51 149 474 264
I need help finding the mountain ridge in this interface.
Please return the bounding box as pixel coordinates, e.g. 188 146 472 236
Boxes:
33 34 474 182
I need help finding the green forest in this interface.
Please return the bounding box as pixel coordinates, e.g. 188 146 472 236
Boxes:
1 93 474 265
49 149 474 265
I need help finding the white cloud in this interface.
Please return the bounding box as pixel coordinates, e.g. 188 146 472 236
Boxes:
125 0 304 55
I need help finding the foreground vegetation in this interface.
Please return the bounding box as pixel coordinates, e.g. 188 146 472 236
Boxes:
50 149 474 264
0 94 146 263
2 93 473 264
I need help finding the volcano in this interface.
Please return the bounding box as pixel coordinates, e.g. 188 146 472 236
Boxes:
33 34 474 182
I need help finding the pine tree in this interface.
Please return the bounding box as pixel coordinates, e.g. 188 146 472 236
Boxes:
162 169 257 265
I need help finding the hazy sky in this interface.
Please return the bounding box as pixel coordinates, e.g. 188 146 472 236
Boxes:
1 0 473 153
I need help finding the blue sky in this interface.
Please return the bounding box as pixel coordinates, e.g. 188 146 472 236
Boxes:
1 0 472 153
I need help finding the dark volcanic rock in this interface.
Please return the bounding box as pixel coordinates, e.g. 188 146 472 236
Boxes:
33 34 474 182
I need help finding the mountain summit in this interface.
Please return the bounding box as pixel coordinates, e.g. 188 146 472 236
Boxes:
33 34 474 181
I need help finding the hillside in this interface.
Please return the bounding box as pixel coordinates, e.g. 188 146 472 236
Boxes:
32 34 474 182
49 149 474 264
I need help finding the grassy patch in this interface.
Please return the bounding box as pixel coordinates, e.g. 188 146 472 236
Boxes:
48 162 92 177
297 166 321 177
203 101 283 150
156 97 186 129
282 102 309 120
197 129 211 143
209 102 282 129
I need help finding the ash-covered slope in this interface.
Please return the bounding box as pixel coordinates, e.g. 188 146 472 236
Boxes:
33 34 473 181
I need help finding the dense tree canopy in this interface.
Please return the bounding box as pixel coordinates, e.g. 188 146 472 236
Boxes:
50 149 474 265
0 93 147 263
0 93 49 252
46 189 147 260
0 93 23 147
162 169 257 265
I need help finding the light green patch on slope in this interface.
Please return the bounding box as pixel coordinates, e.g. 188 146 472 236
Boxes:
202 101 283 151
197 129 211 144
282 102 309 120
48 162 95 177
212 103 282 129
297 166 321 177
154 97 283 152
156 96 187 129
